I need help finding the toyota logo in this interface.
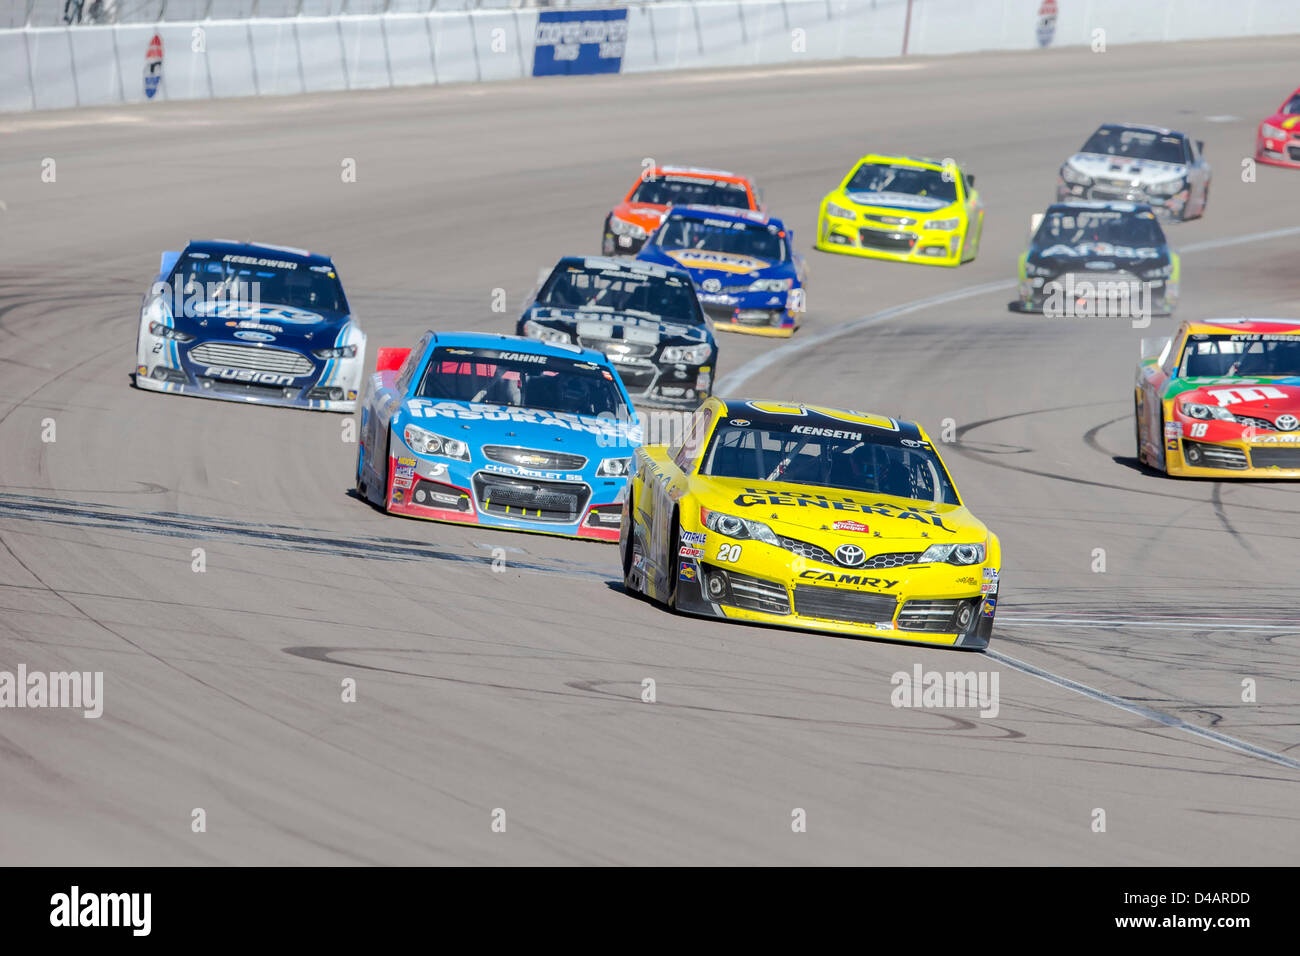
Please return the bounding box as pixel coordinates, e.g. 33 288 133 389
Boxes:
702 278 722 292
835 544 866 567
1275 414 1299 432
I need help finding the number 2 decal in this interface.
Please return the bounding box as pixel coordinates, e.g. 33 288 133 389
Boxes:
716 543 742 563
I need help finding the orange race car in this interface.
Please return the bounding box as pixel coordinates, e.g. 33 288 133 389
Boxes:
602 165 764 256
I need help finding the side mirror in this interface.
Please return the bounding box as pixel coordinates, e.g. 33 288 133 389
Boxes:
1029 212 1044 234
159 250 180 276
966 174 976 188
1140 336 1172 363
1196 139 1205 154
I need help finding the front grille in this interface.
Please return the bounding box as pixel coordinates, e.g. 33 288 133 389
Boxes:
702 304 736 323
718 569 790 615
1251 446 1300 469
778 537 922 570
473 473 591 522
897 598 976 633
199 378 293 398
858 229 916 252
617 366 658 391
584 339 656 360
1182 439 1249 470
792 585 897 625
482 446 587 470
189 342 314 375
1234 416 1275 431
862 213 917 226
1289 146 1300 161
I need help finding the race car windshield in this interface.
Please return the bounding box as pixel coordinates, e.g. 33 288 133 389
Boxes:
538 266 702 324
630 176 751 209
1033 210 1165 248
1179 335 1300 378
1079 127 1186 165
844 163 958 203
1284 95 1300 115
416 348 629 418
655 215 788 262
702 423 959 505
169 253 347 314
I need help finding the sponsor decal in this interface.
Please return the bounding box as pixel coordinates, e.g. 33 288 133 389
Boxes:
798 570 898 589
874 621 895 631
392 488 405 503
678 546 705 558
982 594 997 618
1039 242 1161 259
407 400 632 441
1206 385 1288 407
195 302 323 325
679 564 697 581
957 576 978 586
1166 438 1179 450
734 488 953 531
834 543 867 567
225 320 284 333
144 34 163 99
1164 420 1182 437
221 254 299 270
981 582 998 595
729 419 750 427
665 250 767 273
532 7 627 77
393 476 413 490
494 352 548 364
398 457 416 467
702 278 722 292
1036 0 1058 48
983 568 998 580
1251 433 1300 444
1274 414 1299 431
202 367 298 386
680 530 707 546
900 438 928 447
832 519 870 533
790 425 863 440
233 330 275 342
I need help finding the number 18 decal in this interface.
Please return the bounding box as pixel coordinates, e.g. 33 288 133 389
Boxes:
1189 422 1209 438
716 543 742 562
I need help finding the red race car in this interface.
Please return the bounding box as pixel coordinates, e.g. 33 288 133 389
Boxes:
1255 86 1300 169
602 165 763 256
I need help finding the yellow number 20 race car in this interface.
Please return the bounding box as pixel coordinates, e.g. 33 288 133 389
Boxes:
619 399 1001 649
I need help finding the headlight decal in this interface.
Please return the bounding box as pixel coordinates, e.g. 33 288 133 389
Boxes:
403 424 471 460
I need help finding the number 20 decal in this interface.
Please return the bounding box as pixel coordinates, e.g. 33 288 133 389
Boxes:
716 543 742 562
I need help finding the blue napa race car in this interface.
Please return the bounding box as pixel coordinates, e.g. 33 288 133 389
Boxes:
635 205 807 337
134 239 366 412
354 331 641 542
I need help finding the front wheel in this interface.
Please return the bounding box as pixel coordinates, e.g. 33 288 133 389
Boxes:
665 513 681 610
620 488 638 592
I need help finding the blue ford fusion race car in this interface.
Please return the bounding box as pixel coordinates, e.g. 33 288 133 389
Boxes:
517 256 717 409
635 205 807 337
134 240 366 412
354 331 641 542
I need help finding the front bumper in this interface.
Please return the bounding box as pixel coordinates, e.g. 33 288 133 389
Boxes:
383 451 626 541
1012 274 1175 316
1164 435 1300 478
698 291 799 337
603 229 649 256
1055 181 1188 221
674 554 997 649
1255 134 1300 169
604 358 713 408
816 215 964 266
134 364 357 412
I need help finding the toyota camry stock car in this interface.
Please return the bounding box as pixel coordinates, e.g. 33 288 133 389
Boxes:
1056 122 1211 222
1011 201 1178 316
602 164 764 257
354 331 641 540
815 154 983 266
619 399 1001 649
635 205 807 337
1255 87 1300 169
1135 319 1300 478
517 256 717 408
134 240 366 411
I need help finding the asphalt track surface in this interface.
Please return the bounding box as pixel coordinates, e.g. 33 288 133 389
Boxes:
2 37 1299 865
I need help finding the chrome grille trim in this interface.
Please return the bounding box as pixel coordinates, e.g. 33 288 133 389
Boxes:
189 342 314 375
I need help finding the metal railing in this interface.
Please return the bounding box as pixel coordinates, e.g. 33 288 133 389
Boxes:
7 0 716 29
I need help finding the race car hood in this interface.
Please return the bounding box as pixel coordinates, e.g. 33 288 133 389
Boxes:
610 202 671 232
1064 152 1188 186
841 190 957 216
164 298 352 347
1162 377 1300 419
523 306 711 348
398 398 640 453
692 476 987 541
1027 241 1169 277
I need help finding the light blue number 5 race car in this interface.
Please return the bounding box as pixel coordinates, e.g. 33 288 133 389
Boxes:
354 331 642 542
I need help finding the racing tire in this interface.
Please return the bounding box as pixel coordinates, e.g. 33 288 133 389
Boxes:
601 219 615 257
1134 398 1144 466
355 439 367 496
619 488 638 593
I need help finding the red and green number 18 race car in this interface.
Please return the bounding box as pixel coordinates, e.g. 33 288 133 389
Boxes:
619 398 1001 649
1136 318 1300 477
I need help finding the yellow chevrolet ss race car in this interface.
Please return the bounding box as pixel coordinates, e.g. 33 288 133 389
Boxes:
815 154 984 266
619 399 1001 649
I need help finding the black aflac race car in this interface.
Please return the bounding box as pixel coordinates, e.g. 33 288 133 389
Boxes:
1011 201 1179 317
517 256 718 408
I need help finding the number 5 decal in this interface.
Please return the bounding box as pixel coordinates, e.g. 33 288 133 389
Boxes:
716 543 742 562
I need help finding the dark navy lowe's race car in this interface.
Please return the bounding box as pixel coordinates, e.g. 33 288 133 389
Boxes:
134 240 366 412
517 256 717 408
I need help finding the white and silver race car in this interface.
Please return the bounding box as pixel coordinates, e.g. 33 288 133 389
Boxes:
1056 123 1211 223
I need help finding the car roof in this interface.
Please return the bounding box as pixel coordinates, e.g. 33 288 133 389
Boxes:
552 254 695 282
652 165 751 184
425 330 608 365
184 239 334 266
1184 318 1300 335
716 398 924 440
1094 122 1184 139
850 154 954 172
1045 200 1156 215
665 204 784 229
